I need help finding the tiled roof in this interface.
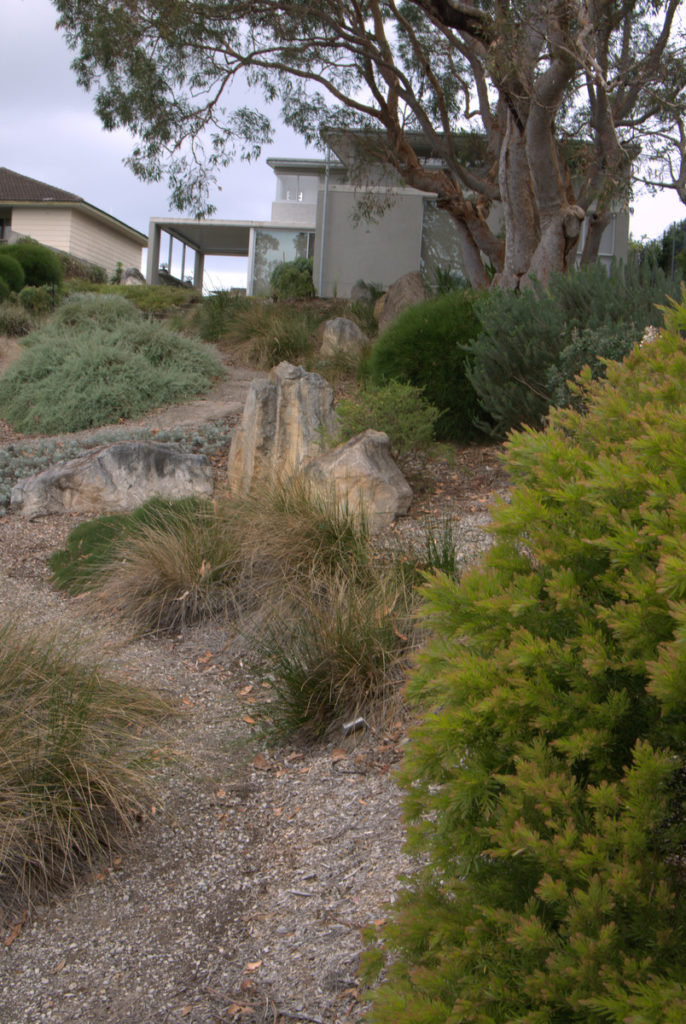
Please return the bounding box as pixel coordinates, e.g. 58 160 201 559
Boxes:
0 167 83 204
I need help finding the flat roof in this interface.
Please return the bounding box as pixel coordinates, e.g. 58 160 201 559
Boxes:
149 217 316 257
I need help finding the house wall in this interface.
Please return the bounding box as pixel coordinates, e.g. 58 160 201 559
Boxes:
11 207 72 253
313 186 425 297
10 206 143 276
67 209 143 276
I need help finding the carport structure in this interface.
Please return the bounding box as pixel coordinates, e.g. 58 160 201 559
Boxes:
146 216 315 292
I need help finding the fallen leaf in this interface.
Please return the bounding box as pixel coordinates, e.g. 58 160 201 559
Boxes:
274 807 282 817
112 855 122 868
242 714 256 725
331 748 348 763
180 1005 193 1017
243 959 263 972
52 958 67 974
285 751 303 762
197 649 213 664
182 697 194 707
238 684 253 696
3 910 27 947
216 788 226 798
253 753 270 771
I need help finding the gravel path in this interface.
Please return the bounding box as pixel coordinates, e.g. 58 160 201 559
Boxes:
0 360 509 1024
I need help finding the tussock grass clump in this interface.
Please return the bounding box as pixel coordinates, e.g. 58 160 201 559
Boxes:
213 301 320 368
0 618 165 904
92 499 241 634
0 305 223 434
258 569 413 739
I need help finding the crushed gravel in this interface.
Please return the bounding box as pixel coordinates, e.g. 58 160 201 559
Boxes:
0 366 509 1024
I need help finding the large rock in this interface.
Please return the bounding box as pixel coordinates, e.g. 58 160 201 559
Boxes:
303 429 412 533
121 267 146 286
319 317 368 360
377 271 427 335
11 442 213 518
227 361 338 495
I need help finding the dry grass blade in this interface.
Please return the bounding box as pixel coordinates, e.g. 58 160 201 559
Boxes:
0 618 167 906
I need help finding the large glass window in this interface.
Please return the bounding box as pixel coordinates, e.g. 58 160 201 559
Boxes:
252 228 315 296
420 200 467 289
276 174 319 204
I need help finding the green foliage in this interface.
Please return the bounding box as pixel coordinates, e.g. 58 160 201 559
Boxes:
209 299 319 368
365 290 484 441
196 289 248 342
56 251 107 284
3 240 63 287
18 285 54 316
270 257 315 300
545 321 644 409
0 302 34 338
367 299 686 1024
49 497 210 596
52 291 142 331
258 570 411 739
60 279 200 314
0 617 164 902
0 254 25 294
0 309 223 434
469 261 680 436
336 381 440 461
0 277 9 304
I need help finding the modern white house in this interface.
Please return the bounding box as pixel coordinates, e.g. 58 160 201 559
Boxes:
0 168 147 278
146 138 630 297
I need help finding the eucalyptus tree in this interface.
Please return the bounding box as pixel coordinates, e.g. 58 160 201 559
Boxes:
53 0 685 288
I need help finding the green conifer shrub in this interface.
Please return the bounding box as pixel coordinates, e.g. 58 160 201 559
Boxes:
468 261 679 436
3 239 63 288
365 290 484 441
0 254 25 294
335 381 441 462
365 298 686 1024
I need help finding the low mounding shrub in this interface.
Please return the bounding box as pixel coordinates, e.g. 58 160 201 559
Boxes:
0 617 164 902
0 302 33 338
0 278 10 304
336 381 441 462
468 260 680 436
3 239 63 288
0 311 223 434
365 298 686 1023
365 290 484 441
18 285 53 316
51 291 141 331
0 254 25 294
270 257 315 299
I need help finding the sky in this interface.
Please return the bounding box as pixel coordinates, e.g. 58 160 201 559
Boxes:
3 0 685 289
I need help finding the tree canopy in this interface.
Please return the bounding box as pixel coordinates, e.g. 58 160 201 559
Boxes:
53 0 686 287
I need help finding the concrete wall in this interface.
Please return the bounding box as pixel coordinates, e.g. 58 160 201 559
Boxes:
313 186 425 297
10 206 143 276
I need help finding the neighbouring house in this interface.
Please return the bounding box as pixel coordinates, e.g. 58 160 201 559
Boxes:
147 134 630 298
0 168 147 278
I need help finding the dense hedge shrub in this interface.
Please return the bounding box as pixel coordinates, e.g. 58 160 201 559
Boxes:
468 260 679 436
270 257 315 299
365 290 484 441
0 254 25 294
365 300 686 1023
3 239 63 288
0 278 9 304
18 285 54 316
336 381 440 461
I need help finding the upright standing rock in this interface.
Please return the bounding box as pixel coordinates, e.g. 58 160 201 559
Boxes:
227 362 338 495
377 271 427 335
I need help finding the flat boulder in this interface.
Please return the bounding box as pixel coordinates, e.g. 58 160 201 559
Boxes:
11 441 213 518
319 317 368 360
228 361 338 495
377 271 427 335
303 429 412 533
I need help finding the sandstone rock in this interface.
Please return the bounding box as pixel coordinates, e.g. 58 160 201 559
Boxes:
227 362 338 495
377 271 427 335
121 267 146 286
303 429 412 533
373 293 386 323
319 317 368 360
11 442 213 518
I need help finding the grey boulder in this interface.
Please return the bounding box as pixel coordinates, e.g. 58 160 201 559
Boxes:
11 441 213 517
319 317 368 360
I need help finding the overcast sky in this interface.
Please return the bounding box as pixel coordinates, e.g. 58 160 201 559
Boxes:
3 0 685 288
